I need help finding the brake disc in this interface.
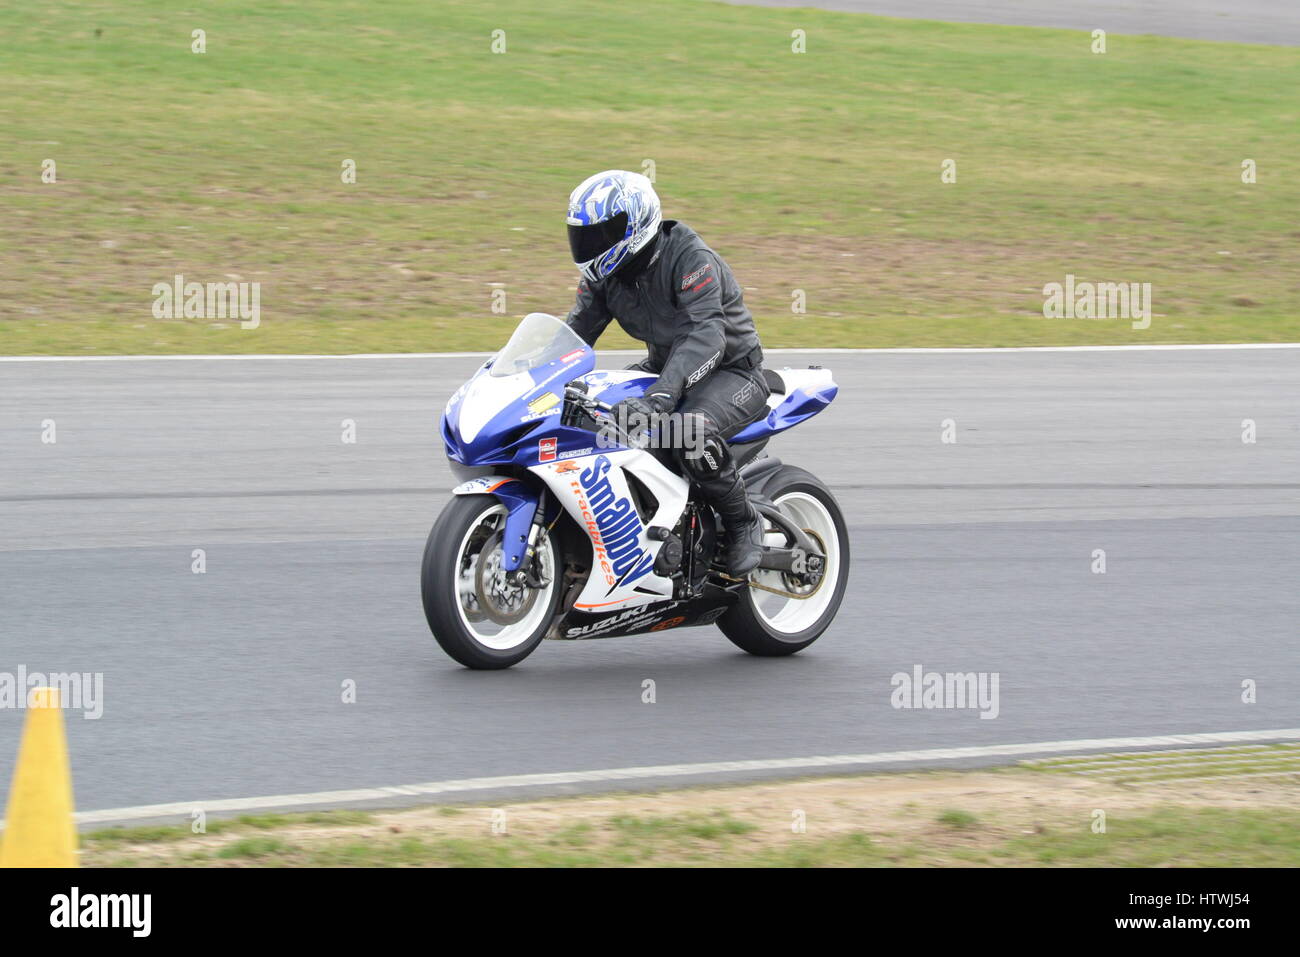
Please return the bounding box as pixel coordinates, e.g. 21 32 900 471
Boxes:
459 562 487 622
458 524 496 622
474 530 537 625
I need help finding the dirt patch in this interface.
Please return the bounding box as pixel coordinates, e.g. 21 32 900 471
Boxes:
84 766 1299 866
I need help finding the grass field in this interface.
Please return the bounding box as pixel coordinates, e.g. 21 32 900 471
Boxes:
74 756 1300 867
80 806 1300 867
2 0 1298 354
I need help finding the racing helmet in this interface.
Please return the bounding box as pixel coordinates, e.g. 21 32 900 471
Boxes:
566 170 662 283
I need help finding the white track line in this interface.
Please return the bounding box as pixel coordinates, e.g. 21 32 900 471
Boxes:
44 727 1300 828
2 343 1299 362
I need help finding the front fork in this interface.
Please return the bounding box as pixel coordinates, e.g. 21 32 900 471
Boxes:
451 475 556 585
507 491 552 588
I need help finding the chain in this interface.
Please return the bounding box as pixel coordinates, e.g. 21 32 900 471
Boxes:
715 525 827 600
715 571 816 600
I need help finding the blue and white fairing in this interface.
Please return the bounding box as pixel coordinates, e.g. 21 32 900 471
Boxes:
730 368 838 443
440 313 597 577
439 315 688 610
438 313 839 614
441 314 596 469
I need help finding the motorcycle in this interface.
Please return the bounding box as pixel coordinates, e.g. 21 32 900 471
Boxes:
422 312 849 669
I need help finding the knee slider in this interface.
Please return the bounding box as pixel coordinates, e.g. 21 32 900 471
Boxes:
681 430 731 481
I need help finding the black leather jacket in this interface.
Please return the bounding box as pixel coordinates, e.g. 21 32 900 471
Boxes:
565 221 763 405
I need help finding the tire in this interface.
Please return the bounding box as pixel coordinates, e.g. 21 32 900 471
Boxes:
717 465 850 656
421 494 562 669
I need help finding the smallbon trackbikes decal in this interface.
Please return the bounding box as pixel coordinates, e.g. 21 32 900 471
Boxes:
571 454 655 594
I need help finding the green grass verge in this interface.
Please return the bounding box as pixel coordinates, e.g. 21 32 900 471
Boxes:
83 810 375 846
1023 743 1300 783
83 806 1300 868
3 1 1298 354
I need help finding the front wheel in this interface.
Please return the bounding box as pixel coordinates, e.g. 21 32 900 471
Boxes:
718 465 850 656
421 495 561 669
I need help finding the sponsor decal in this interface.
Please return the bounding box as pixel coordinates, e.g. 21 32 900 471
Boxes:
538 437 557 462
573 454 654 591
694 607 727 626
558 446 593 460
452 476 512 495
527 392 560 415
555 461 580 474
680 262 714 290
533 356 587 392
731 379 757 407
566 602 680 639
445 381 469 412
685 350 721 387
649 615 686 632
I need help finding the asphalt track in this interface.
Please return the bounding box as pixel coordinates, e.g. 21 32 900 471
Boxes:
730 0 1300 45
1 347 1297 821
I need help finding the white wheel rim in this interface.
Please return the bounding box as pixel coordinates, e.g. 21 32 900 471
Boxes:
453 503 556 650
749 491 841 636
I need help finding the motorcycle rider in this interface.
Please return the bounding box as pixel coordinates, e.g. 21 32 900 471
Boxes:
563 170 769 575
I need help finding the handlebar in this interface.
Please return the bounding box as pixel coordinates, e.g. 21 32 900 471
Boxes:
564 384 614 417
563 383 652 447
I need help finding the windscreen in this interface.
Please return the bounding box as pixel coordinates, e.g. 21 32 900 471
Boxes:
488 312 589 378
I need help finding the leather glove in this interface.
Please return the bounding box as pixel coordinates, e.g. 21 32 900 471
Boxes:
609 392 674 446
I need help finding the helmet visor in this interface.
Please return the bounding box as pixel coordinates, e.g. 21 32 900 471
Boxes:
567 212 629 266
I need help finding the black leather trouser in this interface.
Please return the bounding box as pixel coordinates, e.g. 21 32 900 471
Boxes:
675 367 771 527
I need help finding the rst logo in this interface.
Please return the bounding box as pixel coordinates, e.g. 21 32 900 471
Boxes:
538 437 557 462
578 455 654 591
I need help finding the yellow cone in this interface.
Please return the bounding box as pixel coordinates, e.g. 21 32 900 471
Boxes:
0 687 78 867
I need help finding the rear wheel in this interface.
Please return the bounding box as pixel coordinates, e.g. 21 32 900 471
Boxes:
717 466 849 656
421 495 561 669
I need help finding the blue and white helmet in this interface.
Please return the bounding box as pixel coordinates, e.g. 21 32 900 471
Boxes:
566 170 662 283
